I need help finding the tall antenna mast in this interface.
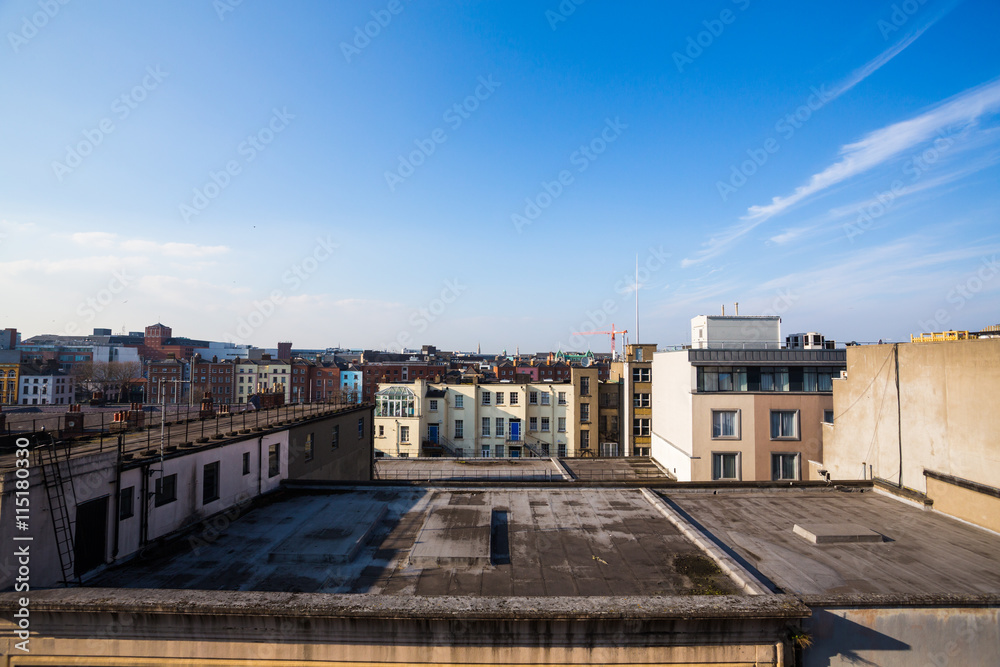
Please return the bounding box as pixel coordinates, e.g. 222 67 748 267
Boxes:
634 253 639 346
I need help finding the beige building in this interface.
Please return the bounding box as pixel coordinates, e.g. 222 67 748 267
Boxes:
610 343 655 456
822 338 1000 532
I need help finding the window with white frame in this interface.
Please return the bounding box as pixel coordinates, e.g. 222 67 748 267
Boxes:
712 410 740 439
399 426 410 442
482 391 491 405
496 444 505 458
482 417 491 436
633 418 650 436
429 399 438 411
529 417 537 431
771 452 800 480
529 391 538 405
770 410 798 439
580 403 590 422
481 445 491 457
712 452 740 480
633 393 650 408
541 417 550 432
454 394 464 408
540 392 550 406
557 417 566 432
509 391 518 405
495 417 504 437
580 431 590 449
454 419 464 439
580 376 590 395
557 392 567 405
557 444 567 458
495 391 504 405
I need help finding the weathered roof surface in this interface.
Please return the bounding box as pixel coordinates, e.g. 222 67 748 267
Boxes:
91 487 742 597
667 488 1000 598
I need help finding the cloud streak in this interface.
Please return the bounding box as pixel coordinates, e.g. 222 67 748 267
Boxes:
745 77 1000 224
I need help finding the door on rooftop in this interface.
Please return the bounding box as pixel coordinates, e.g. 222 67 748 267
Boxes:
428 424 439 444
74 495 108 578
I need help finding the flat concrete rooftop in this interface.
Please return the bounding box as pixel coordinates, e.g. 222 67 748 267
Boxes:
373 456 671 482
375 457 568 481
668 487 1000 597
92 486 740 597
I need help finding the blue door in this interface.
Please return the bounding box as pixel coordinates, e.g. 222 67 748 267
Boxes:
509 420 520 441
428 424 439 444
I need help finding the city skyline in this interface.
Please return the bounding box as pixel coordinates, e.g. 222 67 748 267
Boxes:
2 1 999 350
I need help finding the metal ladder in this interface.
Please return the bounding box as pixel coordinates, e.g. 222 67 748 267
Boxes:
34 440 81 586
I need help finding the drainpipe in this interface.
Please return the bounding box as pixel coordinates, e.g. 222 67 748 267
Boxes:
139 461 149 548
894 344 903 488
111 435 122 559
257 434 264 497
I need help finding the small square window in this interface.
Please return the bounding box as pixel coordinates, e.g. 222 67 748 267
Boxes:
203 461 220 504
712 453 740 480
119 486 134 520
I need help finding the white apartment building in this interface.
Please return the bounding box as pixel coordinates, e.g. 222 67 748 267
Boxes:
374 379 580 458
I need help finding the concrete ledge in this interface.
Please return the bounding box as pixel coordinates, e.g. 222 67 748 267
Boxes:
0 589 810 620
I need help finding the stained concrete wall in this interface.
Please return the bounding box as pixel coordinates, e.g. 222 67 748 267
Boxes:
926 474 1000 535
824 340 1000 497
0 589 804 665
287 406 373 481
804 602 1000 667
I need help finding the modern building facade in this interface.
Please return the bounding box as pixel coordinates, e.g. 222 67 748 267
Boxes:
650 317 845 481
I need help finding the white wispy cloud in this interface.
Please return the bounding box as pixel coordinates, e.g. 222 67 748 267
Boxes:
745 77 1000 224
119 240 229 257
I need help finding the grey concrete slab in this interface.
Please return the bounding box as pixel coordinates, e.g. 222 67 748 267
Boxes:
408 506 491 567
669 489 1000 597
268 501 388 564
793 523 884 544
92 486 741 597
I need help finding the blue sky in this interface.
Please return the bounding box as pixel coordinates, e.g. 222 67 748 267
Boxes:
2 0 999 353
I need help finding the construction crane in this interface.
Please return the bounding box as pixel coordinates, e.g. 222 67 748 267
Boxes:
571 324 628 360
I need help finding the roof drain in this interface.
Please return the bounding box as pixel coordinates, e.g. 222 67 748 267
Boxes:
490 509 510 565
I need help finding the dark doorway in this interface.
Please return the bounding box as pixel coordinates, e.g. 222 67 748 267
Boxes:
74 496 108 578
